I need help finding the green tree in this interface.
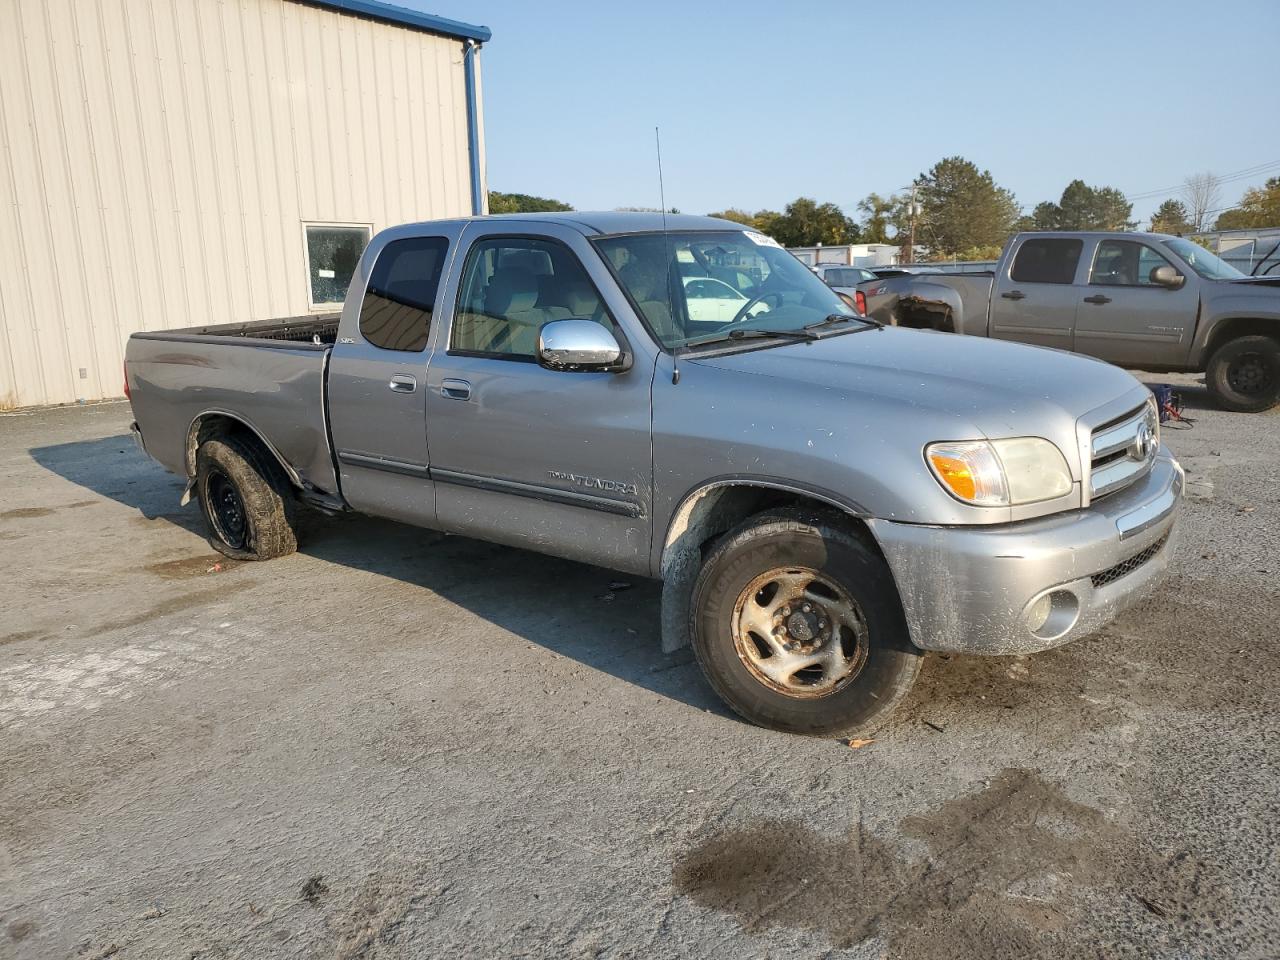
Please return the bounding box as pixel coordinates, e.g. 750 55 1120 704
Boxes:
856 192 905 243
1149 199 1192 235
751 209 782 236
1033 180 1134 231
766 197 859 247
488 191 573 213
1030 200 1062 230
914 157 1019 257
706 208 757 226
1214 178 1280 230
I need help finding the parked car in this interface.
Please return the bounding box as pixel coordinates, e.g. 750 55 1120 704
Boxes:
859 231 1280 411
682 275 768 324
125 213 1183 736
812 264 879 313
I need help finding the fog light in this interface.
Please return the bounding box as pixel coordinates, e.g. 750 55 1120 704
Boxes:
1025 589 1080 641
1026 593 1053 633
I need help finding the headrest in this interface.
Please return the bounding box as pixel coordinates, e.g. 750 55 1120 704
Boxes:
485 267 539 314
564 283 599 318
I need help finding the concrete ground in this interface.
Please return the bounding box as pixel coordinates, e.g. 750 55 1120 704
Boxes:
1 375 1277 960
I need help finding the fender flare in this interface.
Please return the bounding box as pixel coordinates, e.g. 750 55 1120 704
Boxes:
184 409 303 487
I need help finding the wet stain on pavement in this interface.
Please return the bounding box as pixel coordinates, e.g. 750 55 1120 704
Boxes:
146 555 240 579
1 506 55 520
673 768 1228 958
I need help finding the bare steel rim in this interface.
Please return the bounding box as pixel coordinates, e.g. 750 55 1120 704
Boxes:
731 566 870 699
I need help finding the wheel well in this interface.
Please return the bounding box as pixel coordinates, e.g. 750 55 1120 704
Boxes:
186 414 299 488
1205 318 1279 360
657 482 880 654
898 299 952 331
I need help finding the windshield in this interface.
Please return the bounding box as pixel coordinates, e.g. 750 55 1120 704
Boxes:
594 230 854 350
1162 237 1245 280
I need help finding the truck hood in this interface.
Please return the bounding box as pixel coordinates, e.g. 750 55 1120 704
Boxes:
690 326 1143 441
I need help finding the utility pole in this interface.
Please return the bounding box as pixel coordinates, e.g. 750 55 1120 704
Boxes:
907 183 917 265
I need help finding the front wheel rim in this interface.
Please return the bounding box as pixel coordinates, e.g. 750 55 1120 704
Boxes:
1226 353 1273 395
206 470 248 549
731 566 869 699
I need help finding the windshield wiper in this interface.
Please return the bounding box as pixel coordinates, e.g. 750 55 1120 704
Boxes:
805 313 884 332
684 327 820 350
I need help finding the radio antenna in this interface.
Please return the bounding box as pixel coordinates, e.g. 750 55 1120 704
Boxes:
656 126 679 385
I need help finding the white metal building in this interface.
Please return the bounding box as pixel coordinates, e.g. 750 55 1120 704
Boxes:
0 0 490 409
787 243 901 268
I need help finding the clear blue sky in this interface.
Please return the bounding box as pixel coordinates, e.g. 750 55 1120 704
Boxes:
409 0 1280 226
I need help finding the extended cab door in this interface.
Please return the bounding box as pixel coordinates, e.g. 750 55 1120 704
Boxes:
327 223 463 526
989 236 1086 349
423 222 656 575
1072 237 1198 367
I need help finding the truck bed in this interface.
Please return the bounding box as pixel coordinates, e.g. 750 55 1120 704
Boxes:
126 315 339 497
154 312 342 344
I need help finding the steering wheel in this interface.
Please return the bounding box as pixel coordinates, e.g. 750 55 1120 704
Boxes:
727 290 785 326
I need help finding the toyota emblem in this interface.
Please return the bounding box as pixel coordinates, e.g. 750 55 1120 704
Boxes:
1133 421 1154 460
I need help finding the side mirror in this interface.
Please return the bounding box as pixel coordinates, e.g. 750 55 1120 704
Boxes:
1149 265 1185 289
537 319 628 372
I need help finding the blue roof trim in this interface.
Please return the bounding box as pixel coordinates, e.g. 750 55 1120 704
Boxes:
294 0 491 42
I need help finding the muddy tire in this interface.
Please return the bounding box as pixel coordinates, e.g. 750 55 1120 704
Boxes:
195 436 298 561
1205 335 1280 412
690 509 921 737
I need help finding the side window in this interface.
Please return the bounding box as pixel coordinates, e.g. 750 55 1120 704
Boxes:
359 237 449 351
1010 239 1083 284
1091 239 1174 287
451 238 615 358
826 269 848 286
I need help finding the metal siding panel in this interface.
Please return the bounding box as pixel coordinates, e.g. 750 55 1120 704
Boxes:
257 0 308 314
11 0 77 405
0 1 46 407
0 0 478 406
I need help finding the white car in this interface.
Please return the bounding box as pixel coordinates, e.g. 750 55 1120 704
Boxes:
682 276 768 324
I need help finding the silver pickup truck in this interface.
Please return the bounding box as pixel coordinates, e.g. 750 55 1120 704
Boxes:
126 213 1184 736
861 231 1280 412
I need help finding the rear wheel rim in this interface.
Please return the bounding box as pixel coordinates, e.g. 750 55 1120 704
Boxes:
1226 353 1273 395
207 470 248 549
731 566 869 699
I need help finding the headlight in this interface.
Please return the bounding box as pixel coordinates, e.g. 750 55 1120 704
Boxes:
927 437 1072 506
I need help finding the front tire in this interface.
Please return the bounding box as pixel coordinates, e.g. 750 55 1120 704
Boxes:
1205 335 1280 412
195 436 298 560
690 509 921 736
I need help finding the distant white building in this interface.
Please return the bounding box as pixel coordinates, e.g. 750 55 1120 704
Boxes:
787 243 900 268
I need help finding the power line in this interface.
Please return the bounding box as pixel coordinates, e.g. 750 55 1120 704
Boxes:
1123 159 1280 202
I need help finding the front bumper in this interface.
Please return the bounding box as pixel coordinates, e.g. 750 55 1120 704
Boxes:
867 449 1183 655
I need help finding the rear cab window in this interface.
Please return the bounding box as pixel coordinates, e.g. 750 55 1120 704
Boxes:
1010 239 1084 284
359 237 450 351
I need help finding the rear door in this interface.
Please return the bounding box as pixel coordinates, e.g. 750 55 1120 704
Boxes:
989 237 1085 349
423 222 656 574
1073 238 1197 366
327 223 462 526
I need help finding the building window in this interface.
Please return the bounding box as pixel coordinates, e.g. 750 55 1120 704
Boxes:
304 223 372 308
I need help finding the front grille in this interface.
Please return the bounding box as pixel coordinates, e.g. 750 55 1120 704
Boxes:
1089 402 1158 500
1091 534 1168 588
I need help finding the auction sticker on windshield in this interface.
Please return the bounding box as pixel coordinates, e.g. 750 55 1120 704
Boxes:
743 231 782 248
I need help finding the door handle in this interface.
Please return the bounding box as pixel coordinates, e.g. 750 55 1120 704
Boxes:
1082 295 1112 305
1001 290 1026 300
388 374 417 393
440 378 471 401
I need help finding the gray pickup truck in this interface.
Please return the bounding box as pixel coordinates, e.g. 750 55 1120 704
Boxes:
860 231 1280 412
126 213 1183 736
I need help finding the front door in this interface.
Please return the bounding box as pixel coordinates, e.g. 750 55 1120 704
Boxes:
327 225 461 527
989 236 1086 350
424 223 654 574
1073 238 1197 367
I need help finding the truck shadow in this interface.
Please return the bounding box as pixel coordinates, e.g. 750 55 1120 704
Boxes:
28 435 725 718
